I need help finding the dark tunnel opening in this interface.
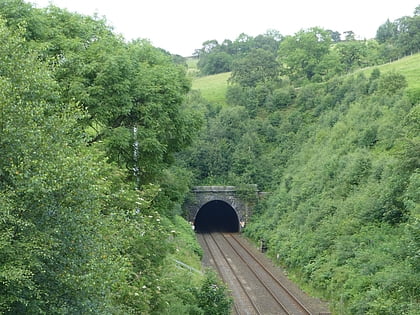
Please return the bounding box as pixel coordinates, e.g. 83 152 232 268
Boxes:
194 200 240 233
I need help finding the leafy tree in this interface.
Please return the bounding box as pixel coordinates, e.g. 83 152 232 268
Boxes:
378 71 408 95
231 33 253 55
0 18 126 313
8 4 201 185
278 27 339 83
253 31 282 53
197 51 233 75
230 48 279 87
336 41 366 71
326 29 342 42
195 40 230 75
343 30 356 41
376 19 398 43
376 7 420 58
244 71 419 313
195 31 282 76
194 39 219 56
0 3 212 314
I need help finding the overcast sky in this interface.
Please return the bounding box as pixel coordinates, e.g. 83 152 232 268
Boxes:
29 0 419 56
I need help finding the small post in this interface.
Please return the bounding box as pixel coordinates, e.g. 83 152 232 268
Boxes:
260 239 267 253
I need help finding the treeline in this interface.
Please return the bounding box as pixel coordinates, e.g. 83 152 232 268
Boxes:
179 6 420 314
376 6 420 59
195 8 420 79
0 0 232 314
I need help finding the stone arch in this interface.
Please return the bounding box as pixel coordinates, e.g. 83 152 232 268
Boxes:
184 185 259 232
194 200 240 233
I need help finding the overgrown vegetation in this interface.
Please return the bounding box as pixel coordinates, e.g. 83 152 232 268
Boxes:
180 5 420 314
0 1 231 314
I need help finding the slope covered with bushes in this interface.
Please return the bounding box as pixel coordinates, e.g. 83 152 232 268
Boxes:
183 57 419 314
244 71 419 314
182 8 420 313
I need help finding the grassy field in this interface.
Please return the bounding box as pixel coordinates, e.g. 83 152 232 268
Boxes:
191 72 231 105
359 53 420 100
377 53 420 89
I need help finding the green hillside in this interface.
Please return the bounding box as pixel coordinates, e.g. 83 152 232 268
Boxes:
191 72 231 105
360 53 420 101
192 53 420 106
181 54 420 314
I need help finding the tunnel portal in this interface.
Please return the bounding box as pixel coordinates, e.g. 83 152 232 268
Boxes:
194 200 240 233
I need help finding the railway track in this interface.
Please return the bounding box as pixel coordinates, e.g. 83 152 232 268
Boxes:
199 232 261 314
222 233 311 314
197 232 329 315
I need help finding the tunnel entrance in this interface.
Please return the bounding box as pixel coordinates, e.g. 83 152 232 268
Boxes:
194 200 240 233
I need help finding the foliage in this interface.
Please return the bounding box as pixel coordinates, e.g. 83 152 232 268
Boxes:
335 39 383 72
0 17 127 313
279 28 331 81
194 31 282 76
197 271 233 315
376 6 420 58
360 53 420 104
0 1 201 184
0 2 230 314
197 51 233 75
2 1 420 314
230 48 280 87
378 71 408 95
242 72 419 313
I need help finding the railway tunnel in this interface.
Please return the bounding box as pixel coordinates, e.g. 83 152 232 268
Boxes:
194 200 240 233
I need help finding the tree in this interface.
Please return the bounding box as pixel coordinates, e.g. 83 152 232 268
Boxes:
195 39 219 56
0 18 127 313
326 29 342 42
376 10 420 58
230 48 279 87
336 40 370 71
378 71 408 95
277 27 337 83
253 32 281 53
198 51 233 75
10 3 200 184
232 33 254 55
343 30 356 41
195 31 283 76
376 19 397 43
0 4 208 314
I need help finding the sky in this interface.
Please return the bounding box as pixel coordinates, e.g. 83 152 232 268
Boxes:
29 0 419 56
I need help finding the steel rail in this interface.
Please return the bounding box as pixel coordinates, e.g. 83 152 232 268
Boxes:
196 234 241 315
202 233 263 315
227 233 312 315
218 233 294 314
